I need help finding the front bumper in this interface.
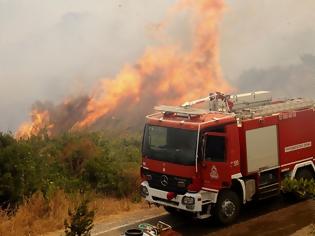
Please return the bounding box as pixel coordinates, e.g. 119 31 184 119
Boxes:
141 181 217 213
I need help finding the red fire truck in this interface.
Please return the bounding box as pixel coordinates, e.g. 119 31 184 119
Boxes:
140 91 315 224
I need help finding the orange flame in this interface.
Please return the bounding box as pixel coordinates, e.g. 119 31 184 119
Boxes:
16 109 53 139
74 0 230 128
17 0 231 137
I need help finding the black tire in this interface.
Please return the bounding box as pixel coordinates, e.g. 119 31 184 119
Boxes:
214 190 240 225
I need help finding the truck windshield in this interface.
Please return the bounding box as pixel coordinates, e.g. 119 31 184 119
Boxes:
142 125 197 165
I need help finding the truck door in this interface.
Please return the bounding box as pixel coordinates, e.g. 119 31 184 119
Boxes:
201 124 240 190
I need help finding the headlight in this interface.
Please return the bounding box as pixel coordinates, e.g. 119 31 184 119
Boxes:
182 196 195 205
140 185 149 197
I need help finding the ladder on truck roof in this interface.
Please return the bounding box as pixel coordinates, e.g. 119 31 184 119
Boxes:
236 98 315 119
181 91 272 112
153 91 315 119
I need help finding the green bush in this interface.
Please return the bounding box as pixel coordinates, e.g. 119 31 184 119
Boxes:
83 157 139 197
282 177 315 198
0 131 142 207
84 156 124 195
0 134 42 206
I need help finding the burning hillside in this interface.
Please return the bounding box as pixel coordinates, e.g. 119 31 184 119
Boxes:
17 0 231 138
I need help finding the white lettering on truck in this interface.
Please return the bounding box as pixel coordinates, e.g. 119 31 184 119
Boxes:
285 141 312 153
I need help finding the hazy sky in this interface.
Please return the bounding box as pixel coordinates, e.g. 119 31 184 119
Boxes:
221 0 315 80
1 0 315 131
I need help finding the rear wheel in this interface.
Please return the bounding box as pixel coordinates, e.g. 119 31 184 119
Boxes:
214 190 240 225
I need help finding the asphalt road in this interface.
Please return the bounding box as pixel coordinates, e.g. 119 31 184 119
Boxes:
94 197 314 236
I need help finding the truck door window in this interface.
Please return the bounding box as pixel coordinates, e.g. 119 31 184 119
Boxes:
205 136 225 162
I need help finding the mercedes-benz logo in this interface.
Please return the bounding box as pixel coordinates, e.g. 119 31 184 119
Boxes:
160 175 169 187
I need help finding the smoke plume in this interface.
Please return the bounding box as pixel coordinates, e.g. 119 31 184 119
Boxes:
235 54 315 99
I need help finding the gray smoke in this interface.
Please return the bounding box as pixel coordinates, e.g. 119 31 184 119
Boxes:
1 0 315 132
234 54 315 99
220 0 315 81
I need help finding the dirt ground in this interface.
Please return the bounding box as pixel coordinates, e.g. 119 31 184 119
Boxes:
199 200 315 236
291 225 314 236
158 198 315 236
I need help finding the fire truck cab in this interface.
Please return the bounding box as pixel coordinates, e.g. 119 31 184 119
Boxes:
140 91 315 224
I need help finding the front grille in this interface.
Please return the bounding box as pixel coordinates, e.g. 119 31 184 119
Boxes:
143 169 192 194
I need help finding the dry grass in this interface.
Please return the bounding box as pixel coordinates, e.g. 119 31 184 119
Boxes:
0 191 146 236
91 196 147 222
0 191 73 236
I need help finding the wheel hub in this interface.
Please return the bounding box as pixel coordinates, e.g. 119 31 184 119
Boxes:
222 200 236 217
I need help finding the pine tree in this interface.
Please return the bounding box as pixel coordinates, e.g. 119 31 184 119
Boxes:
64 200 95 236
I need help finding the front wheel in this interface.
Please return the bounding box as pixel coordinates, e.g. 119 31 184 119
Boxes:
214 190 240 225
